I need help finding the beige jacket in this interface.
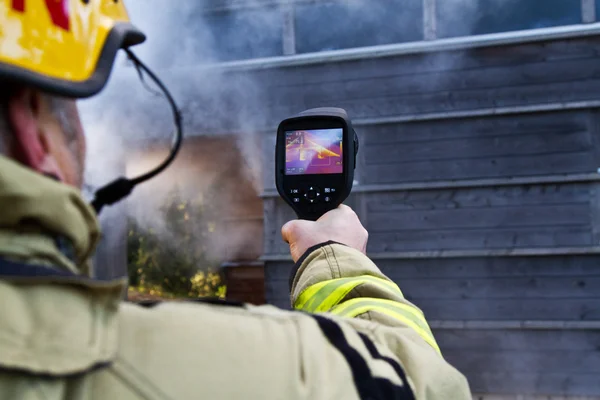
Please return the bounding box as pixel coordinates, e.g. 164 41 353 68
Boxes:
0 157 471 399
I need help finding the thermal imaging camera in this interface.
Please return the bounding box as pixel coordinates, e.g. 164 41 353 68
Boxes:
276 108 359 221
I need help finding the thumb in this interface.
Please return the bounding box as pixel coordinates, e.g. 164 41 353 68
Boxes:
281 219 312 244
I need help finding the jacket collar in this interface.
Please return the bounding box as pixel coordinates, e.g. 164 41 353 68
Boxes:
0 157 124 376
0 156 100 275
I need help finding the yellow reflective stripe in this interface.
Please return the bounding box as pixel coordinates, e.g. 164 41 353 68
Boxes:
294 276 403 313
330 298 440 354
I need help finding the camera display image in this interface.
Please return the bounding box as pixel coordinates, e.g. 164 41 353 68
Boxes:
285 128 343 175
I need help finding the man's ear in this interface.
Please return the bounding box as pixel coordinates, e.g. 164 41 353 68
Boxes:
6 89 65 181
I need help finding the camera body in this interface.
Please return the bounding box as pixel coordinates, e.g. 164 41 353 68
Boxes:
275 108 359 221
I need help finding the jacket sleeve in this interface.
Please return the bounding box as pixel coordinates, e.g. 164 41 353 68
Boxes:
290 241 471 399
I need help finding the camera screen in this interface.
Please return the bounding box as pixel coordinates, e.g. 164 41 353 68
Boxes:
285 128 343 175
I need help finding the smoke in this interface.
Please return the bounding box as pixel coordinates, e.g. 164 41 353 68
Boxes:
78 0 452 267
78 0 571 266
78 0 283 267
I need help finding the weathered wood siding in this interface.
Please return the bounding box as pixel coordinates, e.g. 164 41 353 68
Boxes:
358 111 595 184
244 33 600 397
265 255 600 396
186 37 600 128
266 256 600 320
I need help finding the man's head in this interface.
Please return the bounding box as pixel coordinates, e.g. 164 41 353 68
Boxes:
0 0 146 190
0 88 86 188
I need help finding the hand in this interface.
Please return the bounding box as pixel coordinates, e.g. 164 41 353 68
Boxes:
281 204 368 262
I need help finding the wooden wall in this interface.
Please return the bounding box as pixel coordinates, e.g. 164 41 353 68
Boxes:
107 29 600 396
243 35 600 397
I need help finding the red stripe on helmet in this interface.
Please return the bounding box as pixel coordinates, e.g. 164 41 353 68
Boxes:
44 0 70 31
11 0 25 12
11 0 70 31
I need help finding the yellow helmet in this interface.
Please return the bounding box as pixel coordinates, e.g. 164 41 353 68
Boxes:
0 0 145 98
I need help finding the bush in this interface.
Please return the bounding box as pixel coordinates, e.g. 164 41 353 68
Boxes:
127 187 226 299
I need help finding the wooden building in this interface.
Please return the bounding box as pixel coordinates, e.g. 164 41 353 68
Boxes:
94 0 600 397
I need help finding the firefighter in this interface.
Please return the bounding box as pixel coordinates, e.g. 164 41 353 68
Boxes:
0 1 471 399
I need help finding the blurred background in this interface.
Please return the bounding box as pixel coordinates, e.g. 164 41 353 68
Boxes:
79 1 600 398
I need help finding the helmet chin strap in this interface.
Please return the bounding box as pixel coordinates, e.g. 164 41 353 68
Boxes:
90 49 183 216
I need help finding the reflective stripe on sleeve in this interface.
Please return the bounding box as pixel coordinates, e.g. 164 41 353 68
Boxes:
330 298 441 354
294 275 404 313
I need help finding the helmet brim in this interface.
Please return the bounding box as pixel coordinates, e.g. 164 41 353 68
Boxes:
0 23 146 99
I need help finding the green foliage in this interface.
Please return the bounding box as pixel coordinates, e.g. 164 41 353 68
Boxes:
127 187 226 299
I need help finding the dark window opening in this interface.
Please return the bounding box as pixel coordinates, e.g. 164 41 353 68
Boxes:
295 0 423 54
193 7 284 62
438 0 582 38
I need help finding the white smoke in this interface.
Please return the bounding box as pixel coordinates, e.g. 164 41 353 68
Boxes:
79 0 566 265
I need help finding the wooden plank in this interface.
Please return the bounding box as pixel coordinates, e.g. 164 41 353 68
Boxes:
348 100 600 128
364 131 592 165
262 174 600 197
209 29 600 74
471 394 600 400
590 183 600 245
262 133 277 192
398 276 600 300
367 204 590 232
413 298 600 320
267 275 600 301
249 38 600 88
262 246 600 259
368 227 592 252
377 256 600 279
356 192 368 227
458 371 600 396
282 3 296 55
423 0 437 40
582 0 597 23
265 78 600 121
263 198 278 255
354 123 368 184
435 329 600 351
446 349 600 374
363 151 595 184
590 111 600 245
361 184 594 251
360 111 589 145
267 56 600 105
366 185 592 212
430 320 600 330
264 256 600 281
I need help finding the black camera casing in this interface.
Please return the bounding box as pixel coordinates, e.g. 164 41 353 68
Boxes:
275 108 359 221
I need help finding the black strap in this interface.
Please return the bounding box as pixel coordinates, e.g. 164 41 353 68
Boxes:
312 315 415 400
0 257 76 278
134 297 245 308
0 257 125 286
